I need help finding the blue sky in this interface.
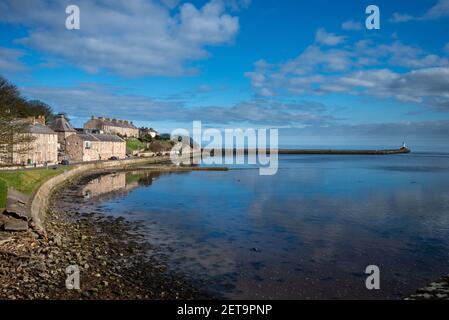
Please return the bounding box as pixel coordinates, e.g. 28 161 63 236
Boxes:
1 0 449 148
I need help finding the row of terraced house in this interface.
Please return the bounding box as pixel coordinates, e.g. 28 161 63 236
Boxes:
1 115 146 167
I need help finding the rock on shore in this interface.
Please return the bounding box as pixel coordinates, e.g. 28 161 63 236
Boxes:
406 277 449 300
0 178 210 300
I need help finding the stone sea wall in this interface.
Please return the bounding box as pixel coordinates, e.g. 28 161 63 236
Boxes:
30 156 170 233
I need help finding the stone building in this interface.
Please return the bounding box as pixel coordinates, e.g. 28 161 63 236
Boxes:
49 114 76 161
65 133 126 162
139 127 159 139
1 116 58 166
84 116 139 138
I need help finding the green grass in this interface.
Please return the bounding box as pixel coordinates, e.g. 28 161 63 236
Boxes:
126 138 146 153
0 180 6 209
0 167 72 204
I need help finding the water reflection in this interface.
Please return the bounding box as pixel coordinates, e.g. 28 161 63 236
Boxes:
57 153 449 299
82 173 129 199
80 170 176 200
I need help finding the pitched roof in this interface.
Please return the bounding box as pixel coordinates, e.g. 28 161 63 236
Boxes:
50 116 76 132
75 133 125 143
28 123 56 135
10 119 56 135
141 127 158 133
91 117 137 129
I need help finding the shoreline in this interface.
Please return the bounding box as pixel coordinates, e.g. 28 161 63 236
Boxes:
26 156 177 233
0 170 212 300
2 160 448 300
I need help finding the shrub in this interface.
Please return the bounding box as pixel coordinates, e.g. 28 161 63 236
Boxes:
148 141 163 153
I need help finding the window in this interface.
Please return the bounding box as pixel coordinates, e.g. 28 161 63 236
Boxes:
85 141 92 149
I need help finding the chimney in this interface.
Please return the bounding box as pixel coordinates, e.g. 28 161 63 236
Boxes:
25 116 36 125
36 115 45 125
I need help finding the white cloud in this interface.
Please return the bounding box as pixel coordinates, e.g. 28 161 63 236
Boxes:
315 28 345 46
160 0 181 9
21 83 334 126
341 20 363 31
0 47 27 72
197 84 212 92
283 120 449 138
425 0 449 19
0 0 242 77
389 13 415 23
178 1 239 45
390 0 449 23
327 67 449 107
22 83 179 120
275 66 449 110
285 45 352 72
376 42 449 69
245 31 449 110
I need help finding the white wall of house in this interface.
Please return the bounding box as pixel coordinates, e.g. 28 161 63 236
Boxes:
12 133 58 166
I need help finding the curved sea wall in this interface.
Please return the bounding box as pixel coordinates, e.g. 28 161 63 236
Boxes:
30 156 170 233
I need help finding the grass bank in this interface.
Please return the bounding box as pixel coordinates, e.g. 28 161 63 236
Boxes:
126 138 175 154
0 167 73 208
126 138 146 153
0 180 6 209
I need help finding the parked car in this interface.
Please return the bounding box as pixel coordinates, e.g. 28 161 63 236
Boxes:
60 159 70 165
109 156 119 160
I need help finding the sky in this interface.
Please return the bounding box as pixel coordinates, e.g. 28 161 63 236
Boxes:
1 0 449 149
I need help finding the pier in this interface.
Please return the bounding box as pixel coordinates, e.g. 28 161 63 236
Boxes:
215 147 411 155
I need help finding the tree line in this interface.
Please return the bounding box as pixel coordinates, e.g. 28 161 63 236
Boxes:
0 76 56 122
0 75 58 166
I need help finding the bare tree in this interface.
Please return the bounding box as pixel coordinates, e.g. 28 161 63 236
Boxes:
27 100 55 123
0 76 36 166
0 120 36 165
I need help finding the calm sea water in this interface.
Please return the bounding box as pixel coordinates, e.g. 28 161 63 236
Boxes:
65 152 449 299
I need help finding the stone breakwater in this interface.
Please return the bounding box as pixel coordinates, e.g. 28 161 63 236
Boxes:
30 156 171 234
219 147 411 155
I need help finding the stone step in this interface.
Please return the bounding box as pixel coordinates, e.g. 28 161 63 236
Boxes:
1 215 29 232
5 189 31 221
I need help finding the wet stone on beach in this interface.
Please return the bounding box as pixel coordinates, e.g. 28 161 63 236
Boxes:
0 173 210 300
